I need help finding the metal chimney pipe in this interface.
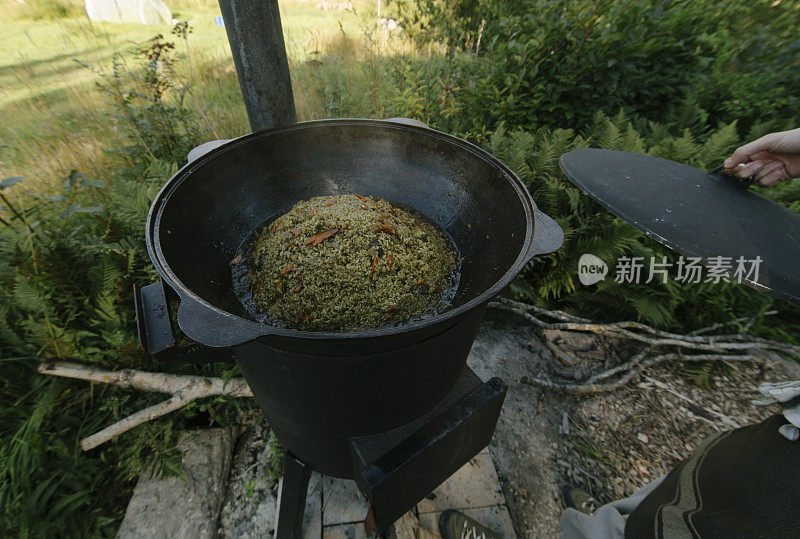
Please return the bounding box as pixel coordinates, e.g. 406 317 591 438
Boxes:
217 0 297 131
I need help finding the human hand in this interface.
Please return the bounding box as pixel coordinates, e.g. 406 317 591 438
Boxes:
722 128 800 187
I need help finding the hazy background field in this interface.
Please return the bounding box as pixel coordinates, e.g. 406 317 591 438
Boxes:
1 0 403 190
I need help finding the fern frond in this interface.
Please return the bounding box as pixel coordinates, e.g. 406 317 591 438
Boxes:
695 122 739 168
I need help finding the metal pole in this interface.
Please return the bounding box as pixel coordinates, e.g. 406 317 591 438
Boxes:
218 0 297 131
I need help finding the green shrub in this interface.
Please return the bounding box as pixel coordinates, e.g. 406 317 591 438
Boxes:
692 1 800 133
93 34 209 179
393 0 800 136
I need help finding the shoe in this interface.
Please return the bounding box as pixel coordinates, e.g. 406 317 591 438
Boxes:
438 509 501 539
561 484 596 515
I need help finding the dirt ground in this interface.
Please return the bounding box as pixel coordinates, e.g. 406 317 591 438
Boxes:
204 307 799 538
468 308 800 538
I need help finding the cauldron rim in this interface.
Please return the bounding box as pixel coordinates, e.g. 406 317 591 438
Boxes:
146 118 539 342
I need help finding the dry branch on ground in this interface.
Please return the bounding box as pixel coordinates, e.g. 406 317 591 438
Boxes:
488 297 800 394
37 298 800 448
37 361 251 450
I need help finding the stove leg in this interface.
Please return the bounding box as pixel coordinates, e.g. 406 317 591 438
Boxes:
275 453 311 539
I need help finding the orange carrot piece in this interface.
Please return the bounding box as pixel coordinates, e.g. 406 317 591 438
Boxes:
305 228 339 246
370 254 378 277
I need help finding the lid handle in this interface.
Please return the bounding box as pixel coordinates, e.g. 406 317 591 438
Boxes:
707 164 758 188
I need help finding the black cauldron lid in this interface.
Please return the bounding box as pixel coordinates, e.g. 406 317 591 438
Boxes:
560 148 800 305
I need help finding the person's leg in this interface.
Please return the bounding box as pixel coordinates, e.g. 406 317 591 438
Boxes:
559 476 664 539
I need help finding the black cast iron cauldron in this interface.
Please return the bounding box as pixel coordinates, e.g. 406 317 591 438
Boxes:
145 119 563 478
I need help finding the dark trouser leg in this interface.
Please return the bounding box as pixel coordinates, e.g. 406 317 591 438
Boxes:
275 453 311 539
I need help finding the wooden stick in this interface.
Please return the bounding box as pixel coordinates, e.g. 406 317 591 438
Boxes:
81 389 197 451
690 311 777 336
491 299 777 341
37 361 252 397
520 353 762 395
643 375 740 429
489 299 800 358
38 361 252 450
544 340 579 366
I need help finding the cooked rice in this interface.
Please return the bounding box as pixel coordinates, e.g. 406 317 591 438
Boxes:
244 194 457 331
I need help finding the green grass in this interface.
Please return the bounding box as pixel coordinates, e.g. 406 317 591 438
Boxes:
0 0 369 107
0 0 377 188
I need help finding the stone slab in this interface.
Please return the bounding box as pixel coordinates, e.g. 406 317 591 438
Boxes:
416 451 505 514
466 313 568 536
322 477 370 526
216 423 281 538
303 474 324 539
322 523 369 539
117 428 235 539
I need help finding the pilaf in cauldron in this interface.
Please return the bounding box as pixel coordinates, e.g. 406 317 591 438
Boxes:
232 194 459 331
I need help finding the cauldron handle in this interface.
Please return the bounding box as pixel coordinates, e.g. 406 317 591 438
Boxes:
174 291 269 348
525 206 564 263
385 117 429 129
133 281 236 362
186 139 233 164
141 136 287 350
